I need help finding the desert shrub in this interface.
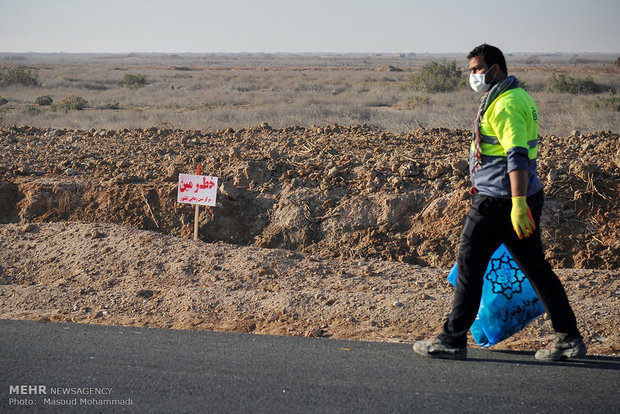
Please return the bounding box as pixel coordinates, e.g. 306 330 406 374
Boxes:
22 104 41 115
56 78 111 90
0 68 39 87
100 101 120 110
60 94 88 110
525 55 541 65
293 84 324 93
403 61 466 93
203 102 225 110
79 82 108 91
404 95 431 110
586 93 620 111
119 73 147 89
35 95 53 106
0 97 7 106
547 73 602 94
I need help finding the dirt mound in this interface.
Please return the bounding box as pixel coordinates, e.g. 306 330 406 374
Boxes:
375 65 403 72
1 222 617 355
1 124 618 269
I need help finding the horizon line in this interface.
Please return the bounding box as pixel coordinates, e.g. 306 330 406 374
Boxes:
1 51 618 55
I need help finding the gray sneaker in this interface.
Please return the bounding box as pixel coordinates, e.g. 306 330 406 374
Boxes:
535 333 587 361
413 338 467 360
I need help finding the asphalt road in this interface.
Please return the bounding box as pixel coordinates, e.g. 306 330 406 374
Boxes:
1 319 618 413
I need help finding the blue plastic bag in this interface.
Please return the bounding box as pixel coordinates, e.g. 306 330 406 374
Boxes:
447 244 545 347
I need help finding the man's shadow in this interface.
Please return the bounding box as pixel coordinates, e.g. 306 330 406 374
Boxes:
469 349 620 371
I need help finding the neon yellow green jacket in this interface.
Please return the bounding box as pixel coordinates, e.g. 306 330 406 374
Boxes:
470 87 543 198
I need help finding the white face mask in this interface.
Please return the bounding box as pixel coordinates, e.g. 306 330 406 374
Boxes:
469 65 496 93
469 73 490 93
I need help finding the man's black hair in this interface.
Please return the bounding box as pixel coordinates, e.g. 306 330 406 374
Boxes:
468 44 508 75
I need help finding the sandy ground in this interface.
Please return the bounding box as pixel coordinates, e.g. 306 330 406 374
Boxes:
0 124 618 355
1 222 617 355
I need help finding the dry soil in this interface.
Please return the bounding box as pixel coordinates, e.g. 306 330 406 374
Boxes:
1 124 618 355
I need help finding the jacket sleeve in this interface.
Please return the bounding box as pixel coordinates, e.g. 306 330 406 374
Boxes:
489 101 530 172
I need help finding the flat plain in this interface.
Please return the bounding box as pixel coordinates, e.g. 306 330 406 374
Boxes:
1 52 618 134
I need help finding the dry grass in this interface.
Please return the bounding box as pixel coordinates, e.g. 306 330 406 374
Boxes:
0 52 618 135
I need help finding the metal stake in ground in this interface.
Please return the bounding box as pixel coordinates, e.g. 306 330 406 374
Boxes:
194 164 201 241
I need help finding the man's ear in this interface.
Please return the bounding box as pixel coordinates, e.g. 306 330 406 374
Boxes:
484 64 497 84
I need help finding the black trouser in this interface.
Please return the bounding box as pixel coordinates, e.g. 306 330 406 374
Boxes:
438 190 581 347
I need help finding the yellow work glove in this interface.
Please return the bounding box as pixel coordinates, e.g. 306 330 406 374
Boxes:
511 196 536 239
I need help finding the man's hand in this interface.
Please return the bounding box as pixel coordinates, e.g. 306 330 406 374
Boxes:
511 196 536 239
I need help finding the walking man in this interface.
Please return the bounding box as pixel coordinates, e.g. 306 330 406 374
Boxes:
413 44 586 361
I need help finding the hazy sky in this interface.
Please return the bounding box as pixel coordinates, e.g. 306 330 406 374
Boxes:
1 0 618 54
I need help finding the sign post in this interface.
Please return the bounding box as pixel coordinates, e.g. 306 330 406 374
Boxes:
177 165 218 241
194 165 200 240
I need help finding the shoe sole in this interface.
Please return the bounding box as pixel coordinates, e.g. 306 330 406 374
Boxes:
413 343 467 360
